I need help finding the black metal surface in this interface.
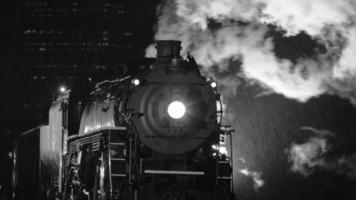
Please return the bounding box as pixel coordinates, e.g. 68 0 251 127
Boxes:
130 67 217 154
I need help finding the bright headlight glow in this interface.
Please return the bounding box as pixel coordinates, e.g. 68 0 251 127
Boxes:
167 101 186 119
210 81 217 88
59 86 67 93
133 78 140 86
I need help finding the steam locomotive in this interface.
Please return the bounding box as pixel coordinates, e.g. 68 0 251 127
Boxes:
13 41 234 200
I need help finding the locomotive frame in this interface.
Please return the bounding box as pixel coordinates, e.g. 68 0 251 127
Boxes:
13 40 235 200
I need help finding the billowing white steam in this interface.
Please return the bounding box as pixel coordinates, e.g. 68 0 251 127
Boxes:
236 157 265 190
260 0 356 36
289 136 330 176
148 0 356 103
239 168 265 190
287 127 356 180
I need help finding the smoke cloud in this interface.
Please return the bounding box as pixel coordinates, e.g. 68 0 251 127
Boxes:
287 127 356 180
148 0 356 104
239 168 265 190
236 157 265 190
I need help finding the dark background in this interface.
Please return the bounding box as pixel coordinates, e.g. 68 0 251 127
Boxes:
0 0 160 131
0 0 160 196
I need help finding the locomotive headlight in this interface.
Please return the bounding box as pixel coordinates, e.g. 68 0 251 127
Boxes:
132 78 140 86
210 81 217 88
167 101 186 119
59 86 67 93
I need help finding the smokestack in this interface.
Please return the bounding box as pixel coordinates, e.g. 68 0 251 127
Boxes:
155 40 182 58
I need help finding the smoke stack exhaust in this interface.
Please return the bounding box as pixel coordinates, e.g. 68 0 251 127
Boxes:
156 40 182 58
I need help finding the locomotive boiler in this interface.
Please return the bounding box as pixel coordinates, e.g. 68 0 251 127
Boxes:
13 40 234 200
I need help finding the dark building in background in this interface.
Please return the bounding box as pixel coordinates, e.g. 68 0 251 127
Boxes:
0 0 158 196
17 0 159 126
23 0 134 72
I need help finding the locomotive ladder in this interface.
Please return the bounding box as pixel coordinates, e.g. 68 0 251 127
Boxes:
216 127 234 193
107 127 129 199
109 142 127 177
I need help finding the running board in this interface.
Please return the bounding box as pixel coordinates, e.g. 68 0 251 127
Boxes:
143 170 205 175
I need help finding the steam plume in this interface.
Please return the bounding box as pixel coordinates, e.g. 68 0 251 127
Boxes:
237 157 265 190
287 127 356 180
239 168 265 190
148 0 356 104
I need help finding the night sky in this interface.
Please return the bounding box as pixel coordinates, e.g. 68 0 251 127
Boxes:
1 0 356 200
228 90 356 199
212 23 356 200
208 32 356 198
